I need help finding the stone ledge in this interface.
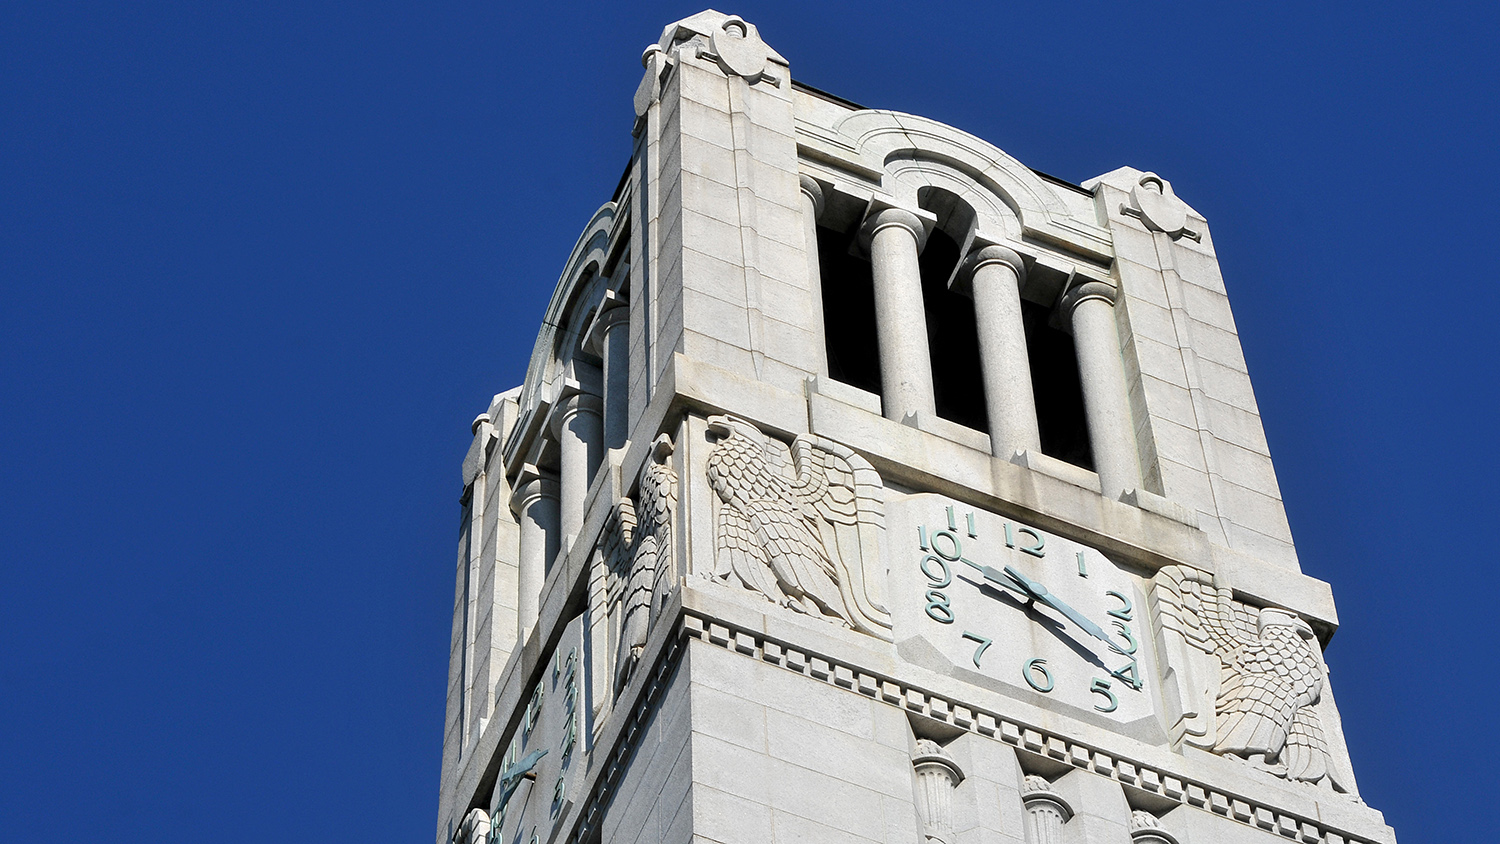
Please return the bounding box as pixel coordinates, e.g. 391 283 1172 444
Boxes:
671 593 1393 844
1012 448 1102 494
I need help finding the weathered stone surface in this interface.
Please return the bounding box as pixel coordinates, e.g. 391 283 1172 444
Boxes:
435 12 1395 844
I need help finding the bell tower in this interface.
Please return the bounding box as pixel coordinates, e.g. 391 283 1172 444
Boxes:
436 11 1398 844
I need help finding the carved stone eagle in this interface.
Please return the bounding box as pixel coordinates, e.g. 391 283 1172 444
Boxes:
1153 565 1348 792
704 414 890 638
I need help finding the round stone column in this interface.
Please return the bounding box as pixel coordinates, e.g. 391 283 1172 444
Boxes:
1062 281 1143 499
860 207 934 422
799 175 829 378
511 474 559 641
585 296 631 450
961 245 1041 457
552 392 604 544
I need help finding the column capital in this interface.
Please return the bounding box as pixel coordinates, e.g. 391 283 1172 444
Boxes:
582 289 630 356
954 243 1026 297
549 382 604 437
798 174 825 218
858 205 931 253
1058 280 1118 316
509 464 560 515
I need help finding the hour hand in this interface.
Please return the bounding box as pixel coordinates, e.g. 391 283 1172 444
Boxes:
959 556 1028 596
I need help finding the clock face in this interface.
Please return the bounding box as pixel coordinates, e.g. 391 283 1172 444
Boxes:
887 494 1159 729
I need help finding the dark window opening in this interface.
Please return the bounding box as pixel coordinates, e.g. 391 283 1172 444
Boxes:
1022 301 1094 471
817 225 882 396
920 229 988 432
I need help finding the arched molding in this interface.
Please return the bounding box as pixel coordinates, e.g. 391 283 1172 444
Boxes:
516 202 621 418
834 111 1111 261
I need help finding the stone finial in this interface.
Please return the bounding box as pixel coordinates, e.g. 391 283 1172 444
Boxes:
471 412 492 436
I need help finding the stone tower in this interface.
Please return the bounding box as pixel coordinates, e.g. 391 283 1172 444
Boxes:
436 11 1397 844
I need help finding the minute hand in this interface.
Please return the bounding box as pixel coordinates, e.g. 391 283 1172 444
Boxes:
1002 565 1122 654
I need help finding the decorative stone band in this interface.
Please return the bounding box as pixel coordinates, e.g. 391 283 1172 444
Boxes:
666 612 1375 844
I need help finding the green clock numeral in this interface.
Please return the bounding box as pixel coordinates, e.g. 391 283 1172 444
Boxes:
1104 590 1133 621
961 631 992 667
1002 523 1045 556
1111 620 1138 655
920 555 952 588
1109 658 1142 691
925 590 954 623
1090 678 1119 712
1076 551 1088 577
1023 658 1054 692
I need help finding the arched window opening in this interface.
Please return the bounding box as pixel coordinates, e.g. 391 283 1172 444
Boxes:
1023 301 1094 471
817 224 881 396
920 228 987 431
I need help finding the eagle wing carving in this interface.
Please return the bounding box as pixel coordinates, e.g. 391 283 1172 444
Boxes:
705 415 891 637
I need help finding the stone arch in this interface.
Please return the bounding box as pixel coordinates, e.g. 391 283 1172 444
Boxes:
835 111 1106 260
517 202 618 414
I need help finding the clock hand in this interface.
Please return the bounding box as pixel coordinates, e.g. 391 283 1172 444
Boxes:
1002 566 1123 655
496 748 548 810
959 556 1028 596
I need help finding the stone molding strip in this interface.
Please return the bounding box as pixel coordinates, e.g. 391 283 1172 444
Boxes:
673 611 1374 844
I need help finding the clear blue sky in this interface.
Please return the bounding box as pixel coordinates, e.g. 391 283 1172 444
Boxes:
3 3 1494 842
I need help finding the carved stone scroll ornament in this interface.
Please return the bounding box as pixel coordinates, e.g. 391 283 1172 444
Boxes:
1150 564 1348 793
704 415 892 639
605 435 678 689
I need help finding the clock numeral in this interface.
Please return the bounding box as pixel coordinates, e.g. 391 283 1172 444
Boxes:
1090 678 1119 712
1023 658 1054 692
1105 590 1133 621
1003 523 1045 557
946 505 957 531
1109 658 1142 691
1110 620 1138 655
925 590 954 624
1076 551 1088 578
961 631 992 667
920 555 952 588
966 511 978 538
917 525 929 551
